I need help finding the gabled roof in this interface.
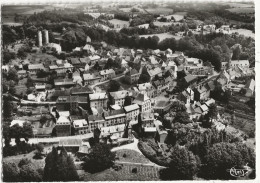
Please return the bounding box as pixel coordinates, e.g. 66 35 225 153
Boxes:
124 104 139 112
54 79 75 86
70 58 81 64
110 90 131 100
59 138 82 146
88 115 105 122
138 82 154 91
184 75 197 83
200 104 208 112
100 69 115 75
133 93 150 105
205 98 215 107
89 93 108 100
147 67 162 77
83 73 101 81
245 79 255 91
56 96 88 103
127 68 139 76
57 116 70 124
104 109 126 119
28 64 44 70
70 86 94 95
73 119 88 128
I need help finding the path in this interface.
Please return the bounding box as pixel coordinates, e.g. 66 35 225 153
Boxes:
112 137 166 168
9 133 93 146
90 75 125 88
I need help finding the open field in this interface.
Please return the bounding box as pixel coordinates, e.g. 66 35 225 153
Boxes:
222 2 254 8
83 165 160 181
109 19 130 28
230 29 255 38
139 33 182 42
145 8 173 15
115 149 150 164
227 7 254 14
154 22 174 27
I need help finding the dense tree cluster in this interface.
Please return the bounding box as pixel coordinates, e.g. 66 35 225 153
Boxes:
82 143 115 173
114 13 130 21
43 147 79 181
202 142 255 179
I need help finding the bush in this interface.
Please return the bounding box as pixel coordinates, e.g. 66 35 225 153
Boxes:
132 168 137 173
201 142 255 179
3 162 21 182
20 163 42 182
138 140 170 167
18 158 32 167
82 143 116 173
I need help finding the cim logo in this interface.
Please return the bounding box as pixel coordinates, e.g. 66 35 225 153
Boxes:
227 164 252 178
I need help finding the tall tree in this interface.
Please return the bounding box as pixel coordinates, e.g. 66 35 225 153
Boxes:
203 142 255 179
82 143 115 173
160 145 199 180
43 147 79 181
107 80 121 92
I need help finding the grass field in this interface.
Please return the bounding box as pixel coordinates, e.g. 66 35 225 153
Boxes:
2 5 55 24
145 8 173 15
82 166 160 181
109 19 130 28
115 149 150 164
230 29 255 38
139 33 182 42
227 7 254 14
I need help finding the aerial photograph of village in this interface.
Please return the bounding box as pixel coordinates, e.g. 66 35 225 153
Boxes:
1 0 256 181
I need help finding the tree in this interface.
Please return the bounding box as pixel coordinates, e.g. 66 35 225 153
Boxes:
7 68 19 83
3 162 21 182
202 103 218 128
43 147 79 181
160 145 199 180
3 51 16 65
124 95 132 106
3 98 14 119
36 69 49 78
9 122 33 145
138 73 150 84
175 111 191 124
18 158 32 168
19 163 42 181
40 115 48 126
232 45 241 60
107 80 121 92
202 142 255 179
82 143 116 173
34 143 44 159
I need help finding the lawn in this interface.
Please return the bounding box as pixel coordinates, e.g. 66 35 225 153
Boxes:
109 19 130 28
115 149 150 164
145 8 173 15
154 21 174 27
3 144 54 170
139 33 182 42
83 165 160 181
227 7 254 14
229 29 255 38
27 52 58 64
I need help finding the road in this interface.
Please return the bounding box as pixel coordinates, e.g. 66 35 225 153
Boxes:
9 133 93 146
112 137 166 168
90 74 125 89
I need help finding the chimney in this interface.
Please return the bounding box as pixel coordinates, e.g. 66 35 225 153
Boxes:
38 31 42 47
43 30 49 44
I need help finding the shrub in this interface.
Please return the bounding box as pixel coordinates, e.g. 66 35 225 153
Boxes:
3 162 21 182
20 163 42 182
18 158 32 167
82 143 115 173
